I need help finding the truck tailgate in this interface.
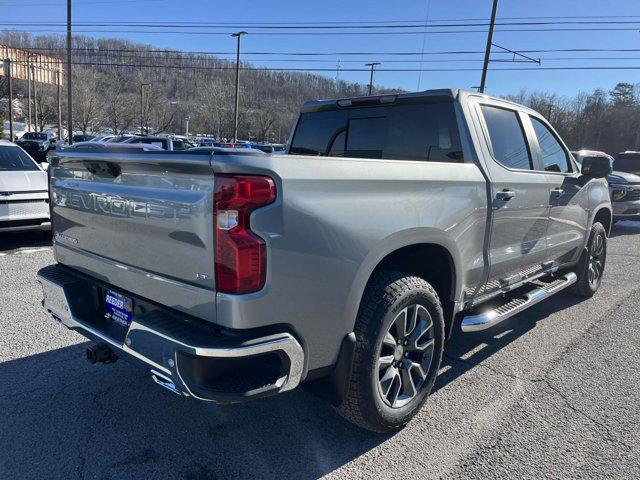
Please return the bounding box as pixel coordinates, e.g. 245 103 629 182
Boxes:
49 150 217 321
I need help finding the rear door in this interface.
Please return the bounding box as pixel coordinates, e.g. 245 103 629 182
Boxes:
474 102 551 294
526 114 589 267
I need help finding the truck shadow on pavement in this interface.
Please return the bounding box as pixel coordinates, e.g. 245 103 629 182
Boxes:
0 291 584 480
0 231 51 252
609 220 640 238
437 293 583 393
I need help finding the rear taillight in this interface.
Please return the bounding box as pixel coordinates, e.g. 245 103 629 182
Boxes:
214 174 276 294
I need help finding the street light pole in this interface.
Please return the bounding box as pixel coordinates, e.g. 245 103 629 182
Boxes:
4 59 14 141
140 83 149 134
27 56 32 132
479 0 499 94
66 0 73 144
365 62 381 95
231 31 247 143
56 67 62 141
32 65 39 132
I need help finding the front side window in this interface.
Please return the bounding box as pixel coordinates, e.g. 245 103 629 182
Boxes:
289 102 463 162
0 147 40 171
530 117 571 173
480 105 532 170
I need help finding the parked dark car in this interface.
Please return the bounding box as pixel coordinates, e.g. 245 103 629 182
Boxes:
72 134 96 143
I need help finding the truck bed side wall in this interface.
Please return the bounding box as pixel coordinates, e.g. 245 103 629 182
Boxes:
212 150 488 372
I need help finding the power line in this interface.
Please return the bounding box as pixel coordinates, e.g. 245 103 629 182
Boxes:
9 59 640 72
13 46 640 57
5 26 640 36
3 19 640 28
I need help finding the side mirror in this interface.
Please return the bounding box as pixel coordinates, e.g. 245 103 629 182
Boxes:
580 156 612 178
40 162 49 171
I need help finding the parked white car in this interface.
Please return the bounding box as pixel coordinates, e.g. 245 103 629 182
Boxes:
0 140 50 233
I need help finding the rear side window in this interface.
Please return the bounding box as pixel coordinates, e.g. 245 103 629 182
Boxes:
290 102 463 162
480 105 532 170
0 147 40 171
530 117 571 173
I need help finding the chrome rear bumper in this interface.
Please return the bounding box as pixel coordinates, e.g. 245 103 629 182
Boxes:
37 264 304 403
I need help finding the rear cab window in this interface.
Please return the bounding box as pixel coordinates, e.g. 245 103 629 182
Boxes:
289 99 464 162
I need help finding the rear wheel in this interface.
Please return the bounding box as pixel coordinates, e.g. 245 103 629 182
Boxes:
337 271 444 433
573 222 607 297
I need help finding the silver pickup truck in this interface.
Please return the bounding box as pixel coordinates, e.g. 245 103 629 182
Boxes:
38 89 612 432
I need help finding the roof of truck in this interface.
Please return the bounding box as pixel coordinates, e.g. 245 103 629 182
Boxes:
299 88 532 114
301 88 461 112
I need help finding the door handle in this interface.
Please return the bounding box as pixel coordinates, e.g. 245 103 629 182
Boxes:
496 189 516 201
551 187 564 197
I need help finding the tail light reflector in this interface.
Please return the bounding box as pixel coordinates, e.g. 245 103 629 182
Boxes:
214 174 276 294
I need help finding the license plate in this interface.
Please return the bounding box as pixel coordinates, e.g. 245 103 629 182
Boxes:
103 289 133 327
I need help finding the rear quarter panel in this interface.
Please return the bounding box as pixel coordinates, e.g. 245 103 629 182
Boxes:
211 151 488 371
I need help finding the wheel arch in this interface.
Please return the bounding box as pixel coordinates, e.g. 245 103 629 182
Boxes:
593 206 613 236
344 230 462 339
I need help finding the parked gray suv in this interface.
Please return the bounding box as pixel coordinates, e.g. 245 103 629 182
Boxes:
37 89 612 432
573 150 640 222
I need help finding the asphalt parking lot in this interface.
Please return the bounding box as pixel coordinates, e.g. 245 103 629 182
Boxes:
1 223 640 480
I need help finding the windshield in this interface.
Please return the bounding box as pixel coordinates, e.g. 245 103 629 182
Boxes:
0 146 40 171
614 154 640 175
22 132 47 140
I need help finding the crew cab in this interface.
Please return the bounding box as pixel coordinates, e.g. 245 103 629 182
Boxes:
16 131 56 161
37 89 612 432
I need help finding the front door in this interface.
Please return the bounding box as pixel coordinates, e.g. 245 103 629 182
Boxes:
526 115 589 267
474 103 550 295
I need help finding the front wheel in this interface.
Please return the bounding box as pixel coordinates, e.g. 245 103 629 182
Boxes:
337 271 444 433
573 222 607 297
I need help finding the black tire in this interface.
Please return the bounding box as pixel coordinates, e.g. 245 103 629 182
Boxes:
573 222 607 298
337 270 444 433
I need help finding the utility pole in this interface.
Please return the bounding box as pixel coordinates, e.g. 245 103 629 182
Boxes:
479 0 499 94
32 65 39 132
4 59 14 140
27 56 32 132
140 83 149 134
231 31 247 143
66 0 73 144
56 67 62 141
365 62 381 95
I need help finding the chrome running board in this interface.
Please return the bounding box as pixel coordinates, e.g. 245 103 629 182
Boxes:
461 272 577 333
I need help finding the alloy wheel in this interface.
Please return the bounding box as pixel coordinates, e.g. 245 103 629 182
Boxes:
377 304 435 408
588 232 605 287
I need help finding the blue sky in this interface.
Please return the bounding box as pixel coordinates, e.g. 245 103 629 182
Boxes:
2 0 640 96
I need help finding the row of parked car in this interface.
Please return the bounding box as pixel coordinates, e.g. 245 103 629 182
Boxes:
13 131 286 161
